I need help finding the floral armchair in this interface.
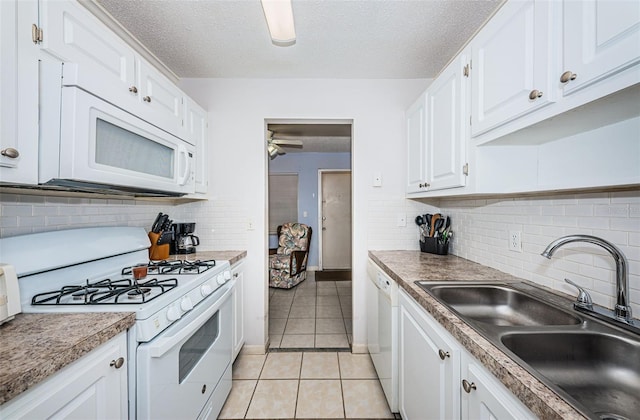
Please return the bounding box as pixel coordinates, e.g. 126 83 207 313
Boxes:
269 223 312 289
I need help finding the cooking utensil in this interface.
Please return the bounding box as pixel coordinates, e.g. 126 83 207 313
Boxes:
415 215 424 226
429 214 441 237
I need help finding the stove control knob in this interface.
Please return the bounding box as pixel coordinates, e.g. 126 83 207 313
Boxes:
180 297 194 311
166 305 181 321
224 270 231 280
201 283 213 296
217 274 226 285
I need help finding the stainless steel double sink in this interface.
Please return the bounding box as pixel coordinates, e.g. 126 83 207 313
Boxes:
416 281 640 420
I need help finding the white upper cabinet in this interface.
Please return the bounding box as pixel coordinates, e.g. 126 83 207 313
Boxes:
471 0 556 137
41 0 137 107
561 0 640 95
187 99 209 194
0 0 39 185
406 92 428 193
425 51 469 191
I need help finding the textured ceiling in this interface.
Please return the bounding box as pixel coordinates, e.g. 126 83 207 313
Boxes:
95 0 503 79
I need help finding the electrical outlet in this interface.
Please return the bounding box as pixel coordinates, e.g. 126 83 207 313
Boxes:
509 230 522 252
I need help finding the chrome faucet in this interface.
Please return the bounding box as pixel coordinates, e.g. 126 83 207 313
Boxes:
541 234 634 326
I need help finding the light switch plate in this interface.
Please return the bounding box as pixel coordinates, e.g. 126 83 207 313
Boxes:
373 172 382 187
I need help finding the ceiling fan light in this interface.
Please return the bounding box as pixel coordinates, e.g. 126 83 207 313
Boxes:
261 0 296 47
267 143 280 159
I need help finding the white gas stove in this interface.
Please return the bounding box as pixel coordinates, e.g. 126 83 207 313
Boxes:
0 227 234 419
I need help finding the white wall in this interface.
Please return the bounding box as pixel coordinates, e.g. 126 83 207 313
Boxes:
179 78 433 352
436 190 640 317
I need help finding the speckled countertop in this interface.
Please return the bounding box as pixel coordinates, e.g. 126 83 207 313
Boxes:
0 312 135 405
369 250 586 420
167 250 246 266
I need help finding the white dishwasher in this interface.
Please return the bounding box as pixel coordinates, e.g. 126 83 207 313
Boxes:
367 258 399 412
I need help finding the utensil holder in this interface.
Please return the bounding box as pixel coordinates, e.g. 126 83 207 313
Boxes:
420 237 449 255
148 232 169 260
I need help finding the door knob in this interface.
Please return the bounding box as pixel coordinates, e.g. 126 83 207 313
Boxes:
462 379 477 393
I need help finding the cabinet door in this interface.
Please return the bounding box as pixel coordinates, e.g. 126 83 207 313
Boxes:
561 0 640 95
461 357 535 420
188 100 209 194
406 92 428 193
232 264 245 360
41 0 137 105
0 333 128 419
425 51 469 191
399 290 459 420
137 58 186 137
471 0 555 137
0 0 39 184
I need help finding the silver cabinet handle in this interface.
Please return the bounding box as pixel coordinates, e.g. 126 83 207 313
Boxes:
462 379 477 393
438 349 450 360
560 71 577 83
233 273 239 278
419 182 430 189
529 90 543 100
143 96 151 103
110 357 125 369
129 86 138 94
1 148 19 159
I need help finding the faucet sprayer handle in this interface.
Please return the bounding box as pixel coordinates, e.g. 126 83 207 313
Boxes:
564 278 593 309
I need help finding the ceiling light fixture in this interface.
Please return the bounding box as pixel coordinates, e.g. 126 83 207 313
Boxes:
260 0 296 47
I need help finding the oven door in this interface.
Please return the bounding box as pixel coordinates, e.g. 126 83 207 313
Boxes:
136 283 232 420
47 86 195 195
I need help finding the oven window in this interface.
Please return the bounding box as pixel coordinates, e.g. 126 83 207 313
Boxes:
95 118 174 178
179 310 220 383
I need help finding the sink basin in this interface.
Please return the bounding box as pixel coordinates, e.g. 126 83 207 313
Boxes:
417 283 581 327
501 332 640 420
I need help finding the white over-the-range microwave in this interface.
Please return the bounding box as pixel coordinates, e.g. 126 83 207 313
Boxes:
38 62 195 197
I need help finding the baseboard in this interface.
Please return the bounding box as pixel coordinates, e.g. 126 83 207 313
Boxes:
351 343 368 354
239 344 268 355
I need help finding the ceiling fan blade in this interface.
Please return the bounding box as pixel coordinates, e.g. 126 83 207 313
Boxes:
272 139 303 146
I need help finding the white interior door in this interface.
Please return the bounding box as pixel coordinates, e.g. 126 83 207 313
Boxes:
319 171 351 270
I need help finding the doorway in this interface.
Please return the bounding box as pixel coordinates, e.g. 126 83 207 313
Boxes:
266 120 353 351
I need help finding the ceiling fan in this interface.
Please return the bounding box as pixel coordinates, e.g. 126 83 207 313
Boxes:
267 130 303 159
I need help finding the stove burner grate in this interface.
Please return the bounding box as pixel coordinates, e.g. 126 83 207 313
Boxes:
31 277 178 305
121 259 216 276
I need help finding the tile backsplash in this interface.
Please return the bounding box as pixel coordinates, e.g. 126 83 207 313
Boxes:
438 190 640 317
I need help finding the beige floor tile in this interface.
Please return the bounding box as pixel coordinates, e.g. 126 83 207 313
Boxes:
336 280 352 289
338 353 378 379
218 379 257 419
285 318 315 334
232 354 266 379
301 352 340 379
317 295 340 306
289 304 316 319
316 305 343 318
315 334 349 348
317 281 336 288
347 334 353 344
317 287 338 296
270 296 294 307
260 352 303 379
295 380 344 419
269 318 287 335
296 278 316 289
344 319 353 334
269 334 282 349
342 379 394 419
316 318 346 334
269 305 291 319
245 379 299 419
281 334 315 348
292 295 316 306
294 286 317 296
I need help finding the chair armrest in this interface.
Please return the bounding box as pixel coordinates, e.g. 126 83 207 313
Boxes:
290 250 307 275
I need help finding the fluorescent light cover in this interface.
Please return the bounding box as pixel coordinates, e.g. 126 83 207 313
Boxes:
261 0 296 47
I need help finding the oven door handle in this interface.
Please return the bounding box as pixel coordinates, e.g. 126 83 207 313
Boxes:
148 284 233 358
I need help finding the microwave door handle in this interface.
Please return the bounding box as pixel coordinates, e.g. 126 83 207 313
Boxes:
148 285 232 358
176 144 190 186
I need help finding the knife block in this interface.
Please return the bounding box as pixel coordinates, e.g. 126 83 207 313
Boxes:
420 237 449 255
148 232 169 260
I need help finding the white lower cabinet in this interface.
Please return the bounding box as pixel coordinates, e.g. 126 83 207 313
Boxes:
398 289 535 420
0 332 128 419
232 261 245 360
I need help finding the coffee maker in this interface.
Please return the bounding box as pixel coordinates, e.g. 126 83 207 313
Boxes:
170 222 200 254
